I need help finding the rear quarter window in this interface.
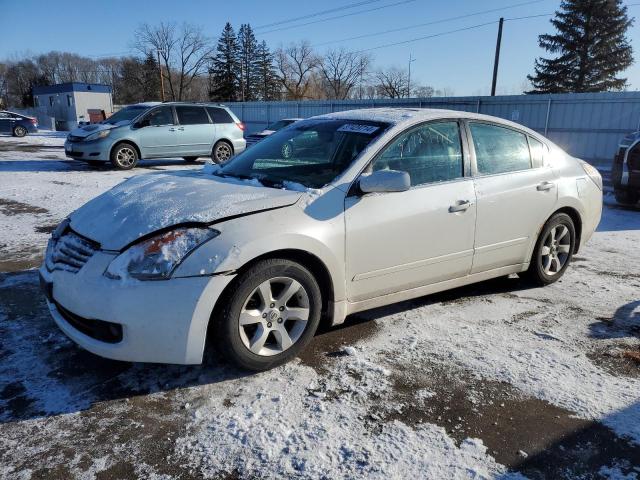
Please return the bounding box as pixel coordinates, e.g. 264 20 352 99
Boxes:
206 107 234 124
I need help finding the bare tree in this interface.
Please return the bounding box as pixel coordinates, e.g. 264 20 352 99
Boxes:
134 22 213 101
275 41 319 100
374 67 409 99
318 48 371 100
412 85 434 98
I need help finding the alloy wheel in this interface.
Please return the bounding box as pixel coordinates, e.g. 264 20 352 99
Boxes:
238 276 310 356
540 224 572 276
116 147 136 168
215 143 232 163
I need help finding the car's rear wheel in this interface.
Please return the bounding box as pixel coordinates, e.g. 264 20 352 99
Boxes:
212 141 233 164
217 259 322 371
525 213 576 286
110 143 138 170
13 126 27 137
614 189 639 206
183 156 199 162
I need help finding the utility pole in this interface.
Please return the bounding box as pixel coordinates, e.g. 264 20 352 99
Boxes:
407 53 416 98
491 17 504 97
156 49 166 102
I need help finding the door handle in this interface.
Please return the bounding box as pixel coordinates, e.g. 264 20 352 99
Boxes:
168 127 176 131
449 200 473 213
537 181 555 191
177 127 185 131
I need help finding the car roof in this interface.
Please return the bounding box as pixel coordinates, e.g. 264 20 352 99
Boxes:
316 107 537 135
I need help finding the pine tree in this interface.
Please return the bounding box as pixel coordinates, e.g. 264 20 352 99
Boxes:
209 22 239 102
237 24 259 101
255 41 280 100
141 52 160 101
528 0 634 93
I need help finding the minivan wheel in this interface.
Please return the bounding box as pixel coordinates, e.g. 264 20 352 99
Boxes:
525 213 575 286
217 259 322 371
183 156 199 162
110 143 138 170
212 141 233 164
13 126 27 137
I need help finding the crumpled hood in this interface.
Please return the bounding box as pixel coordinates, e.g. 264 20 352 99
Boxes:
70 170 303 250
68 121 128 138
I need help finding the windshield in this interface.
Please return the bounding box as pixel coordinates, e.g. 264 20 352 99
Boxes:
103 105 151 125
220 119 389 189
266 120 293 131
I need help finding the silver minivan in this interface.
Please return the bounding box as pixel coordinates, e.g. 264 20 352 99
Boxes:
64 102 246 169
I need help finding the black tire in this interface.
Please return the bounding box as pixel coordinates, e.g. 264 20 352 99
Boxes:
614 189 639 206
211 140 233 164
216 258 322 371
524 213 576 286
13 126 27 137
110 142 139 170
183 156 199 162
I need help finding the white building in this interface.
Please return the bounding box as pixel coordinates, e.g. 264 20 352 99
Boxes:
32 82 113 130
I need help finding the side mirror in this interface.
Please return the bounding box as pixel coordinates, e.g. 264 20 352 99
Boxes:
359 169 410 194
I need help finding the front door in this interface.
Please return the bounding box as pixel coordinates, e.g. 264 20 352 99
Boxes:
468 122 559 273
136 106 178 158
175 106 216 156
345 121 477 302
0 112 12 133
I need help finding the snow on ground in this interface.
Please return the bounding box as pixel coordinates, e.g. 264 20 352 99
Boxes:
1 131 640 478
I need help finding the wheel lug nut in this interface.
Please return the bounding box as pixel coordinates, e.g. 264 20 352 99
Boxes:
262 313 267 318
270 303 275 308
277 318 283 323
279 306 284 311
267 322 272 328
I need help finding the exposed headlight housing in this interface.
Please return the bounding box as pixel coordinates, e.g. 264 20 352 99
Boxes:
105 227 220 281
85 130 111 142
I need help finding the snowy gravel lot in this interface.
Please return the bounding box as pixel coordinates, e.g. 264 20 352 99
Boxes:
1 132 639 479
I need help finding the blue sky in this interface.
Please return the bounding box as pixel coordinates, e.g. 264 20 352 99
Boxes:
1 0 638 95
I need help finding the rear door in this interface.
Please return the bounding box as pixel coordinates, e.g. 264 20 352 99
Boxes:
345 120 476 302
175 106 215 156
135 106 178 158
468 121 558 273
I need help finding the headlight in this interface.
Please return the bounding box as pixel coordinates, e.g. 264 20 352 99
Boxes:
85 130 111 142
105 227 220 281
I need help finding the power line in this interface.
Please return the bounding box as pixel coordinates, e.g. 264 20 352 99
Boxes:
313 0 544 47
258 0 417 35
353 20 499 53
254 0 384 30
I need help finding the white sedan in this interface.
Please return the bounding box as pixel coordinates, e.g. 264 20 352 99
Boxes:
40 108 603 371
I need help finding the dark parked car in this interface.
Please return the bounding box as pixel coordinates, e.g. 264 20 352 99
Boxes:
612 131 640 206
244 118 302 148
0 110 38 137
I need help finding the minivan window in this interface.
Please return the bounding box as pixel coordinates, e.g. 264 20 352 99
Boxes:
104 105 150 125
206 107 234 124
470 123 532 175
176 106 210 125
146 106 174 126
528 136 545 168
372 121 464 186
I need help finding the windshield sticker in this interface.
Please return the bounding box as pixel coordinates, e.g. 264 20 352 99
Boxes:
337 124 379 135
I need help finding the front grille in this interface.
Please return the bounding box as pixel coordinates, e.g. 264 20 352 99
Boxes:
55 302 123 343
245 135 265 147
45 229 99 273
67 135 83 143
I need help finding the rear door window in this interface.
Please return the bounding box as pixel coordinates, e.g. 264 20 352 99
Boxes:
469 123 532 175
206 107 234 124
176 106 210 125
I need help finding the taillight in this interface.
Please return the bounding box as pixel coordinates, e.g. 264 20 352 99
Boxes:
580 161 603 190
236 122 245 131
30 118 37 125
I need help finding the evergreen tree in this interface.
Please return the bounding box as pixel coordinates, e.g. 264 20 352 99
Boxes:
209 22 239 101
141 52 160 101
255 41 280 100
528 0 634 93
237 24 259 101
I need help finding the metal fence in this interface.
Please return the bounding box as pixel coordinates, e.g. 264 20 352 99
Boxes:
227 91 640 167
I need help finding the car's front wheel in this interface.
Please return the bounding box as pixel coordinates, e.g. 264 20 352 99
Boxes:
212 141 233 164
13 126 27 137
525 212 576 286
217 259 322 371
110 143 138 170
